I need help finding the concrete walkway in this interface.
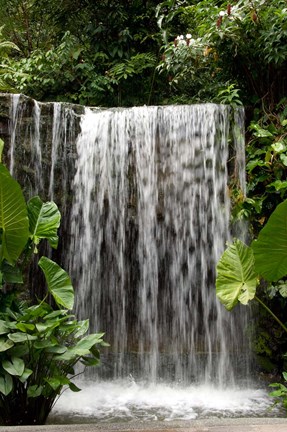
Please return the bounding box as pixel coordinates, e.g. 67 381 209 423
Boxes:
1 418 287 432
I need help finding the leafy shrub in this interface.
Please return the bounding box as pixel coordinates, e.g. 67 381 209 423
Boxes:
0 143 106 425
157 0 287 105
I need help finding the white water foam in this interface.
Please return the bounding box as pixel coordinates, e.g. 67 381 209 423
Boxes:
52 380 278 423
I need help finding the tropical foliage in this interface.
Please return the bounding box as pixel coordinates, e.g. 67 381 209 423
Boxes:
157 0 287 106
216 199 287 404
216 199 287 311
0 0 161 105
0 143 106 425
0 0 286 109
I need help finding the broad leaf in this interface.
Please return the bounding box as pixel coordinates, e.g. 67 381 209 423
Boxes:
216 239 257 310
0 372 13 395
45 345 67 354
69 382 81 392
19 368 33 383
38 257 74 309
43 310 69 320
45 376 69 391
27 384 43 398
55 347 91 361
27 196 61 249
34 339 57 349
55 333 104 361
0 164 29 264
252 199 287 281
74 320 89 338
8 332 37 343
0 320 9 335
36 321 60 333
75 333 105 349
2 356 25 376
16 323 35 332
80 356 100 367
0 337 14 352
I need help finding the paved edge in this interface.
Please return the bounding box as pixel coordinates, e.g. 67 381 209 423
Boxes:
1 418 287 432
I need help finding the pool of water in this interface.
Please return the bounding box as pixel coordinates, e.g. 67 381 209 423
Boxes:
50 379 283 424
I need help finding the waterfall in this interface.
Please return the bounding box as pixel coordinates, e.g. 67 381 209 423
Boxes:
68 103 248 385
4 93 281 421
3 94 249 387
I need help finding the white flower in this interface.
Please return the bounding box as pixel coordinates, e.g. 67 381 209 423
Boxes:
186 33 192 39
219 11 226 17
179 35 184 39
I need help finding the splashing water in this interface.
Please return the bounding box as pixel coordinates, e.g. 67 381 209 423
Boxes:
51 379 279 423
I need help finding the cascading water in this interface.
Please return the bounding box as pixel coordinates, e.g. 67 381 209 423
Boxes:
68 103 246 386
2 94 279 423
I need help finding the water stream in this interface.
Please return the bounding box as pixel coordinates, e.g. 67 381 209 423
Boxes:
68 103 248 385
3 94 277 423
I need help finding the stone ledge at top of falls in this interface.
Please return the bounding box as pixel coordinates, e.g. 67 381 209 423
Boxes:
0 91 242 119
0 93 85 141
0 92 87 115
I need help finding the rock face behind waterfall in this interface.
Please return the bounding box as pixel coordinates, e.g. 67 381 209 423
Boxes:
0 93 250 386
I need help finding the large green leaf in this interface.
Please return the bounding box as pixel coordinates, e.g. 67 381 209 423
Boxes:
36 321 60 333
55 333 104 361
74 320 89 338
38 257 74 309
27 384 43 398
8 333 37 343
27 196 61 249
0 164 29 264
0 320 9 335
0 337 14 352
216 239 257 310
0 372 13 395
2 356 25 376
45 376 70 391
252 199 287 282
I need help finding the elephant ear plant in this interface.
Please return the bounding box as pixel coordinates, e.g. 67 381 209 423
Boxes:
216 198 287 410
0 142 106 425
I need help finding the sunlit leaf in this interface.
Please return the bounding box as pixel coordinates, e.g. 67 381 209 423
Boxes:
38 257 74 309
0 338 14 352
216 239 257 310
252 199 287 281
27 196 61 249
0 164 29 264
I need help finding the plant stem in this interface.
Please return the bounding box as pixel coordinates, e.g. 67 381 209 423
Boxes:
255 295 287 334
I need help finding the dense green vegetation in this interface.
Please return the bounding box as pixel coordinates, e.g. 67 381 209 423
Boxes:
216 198 287 408
0 0 287 395
0 0 162 105
0 143 106 425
